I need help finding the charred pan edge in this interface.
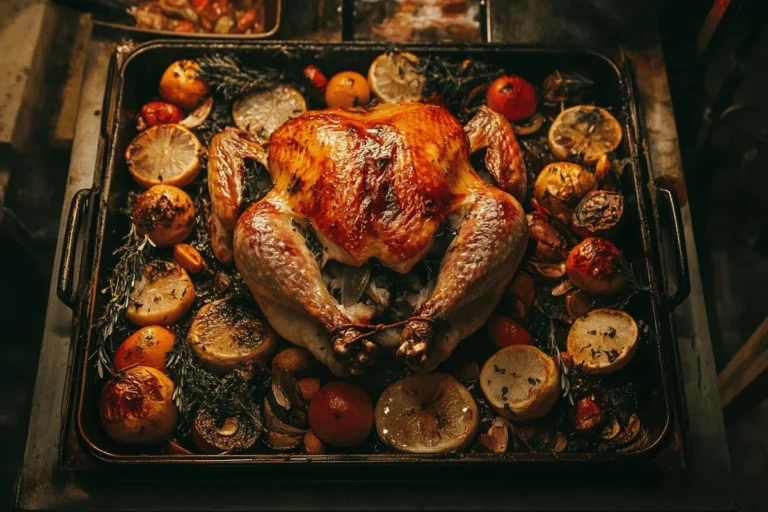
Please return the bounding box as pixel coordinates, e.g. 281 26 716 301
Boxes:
65 42 679 469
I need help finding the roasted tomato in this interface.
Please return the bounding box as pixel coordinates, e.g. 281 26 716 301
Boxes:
132 185 196 247
569 394 606 435
565 237 627 295
99 366 178 445
487 315 534 348
572 189 624 239
159 60 209 110
308 381 373 447
137 101 183 131
486 75 537 121
325 71 371 108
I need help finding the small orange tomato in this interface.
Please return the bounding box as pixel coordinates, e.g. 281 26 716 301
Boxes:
325 71 371 108
173 243 206 274
159 60 209 111
487 315 534 349
486 75 537 121
308 381 373 447
113 326 176 373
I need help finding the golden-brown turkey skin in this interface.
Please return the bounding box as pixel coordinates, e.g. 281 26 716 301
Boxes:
211 103 528 376
268 103 467 273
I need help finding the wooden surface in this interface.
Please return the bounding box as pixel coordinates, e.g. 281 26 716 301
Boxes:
719 316 768 408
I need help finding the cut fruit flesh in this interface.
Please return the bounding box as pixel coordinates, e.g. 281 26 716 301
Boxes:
126 261 195 326
480 345 559 422
368 52 425 104
232 85 307 141
548 105 622 164
125 124 202 189
375 373 478 454
187 298 276 375
567 308 638 374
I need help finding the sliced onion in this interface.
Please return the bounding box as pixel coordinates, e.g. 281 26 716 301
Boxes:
511 112 545 135
341 265 370 307
180 96 213 129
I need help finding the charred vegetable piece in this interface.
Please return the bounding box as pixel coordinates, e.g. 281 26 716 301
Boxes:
565 237 626 295
187 298 276 375
486 75 537 122
528 212 571 262
569 394 606 435
113 326 175 374
192 409 259 454
309 381 374 448
566 290 593 319
179 96 213 129
487 315 534 349
541 71 593 104
480 346 559 422
133 185 196 247
508 272 535 319
159 60 209 110
480 417 509 453
375 373 478 453
126 260 195 326
303 430 326 454
100 366 178 445
567 309 639 374
173 243 206 274
572 190 624 239
303 65 329 91
297 377 321 402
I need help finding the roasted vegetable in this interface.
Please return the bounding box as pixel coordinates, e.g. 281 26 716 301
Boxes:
100 366 178 444
566 309 638 374
487 315 534 349
572 190 624 239
159 60 209 110
565 237 626 295
133 185 196 247
192 409 259 454
126 260 195 326
569 394 606 435
309 381 374 448
113 326 175 373
533 162 596 219
137 101 183 131
325 71 371 108
486 75 537 121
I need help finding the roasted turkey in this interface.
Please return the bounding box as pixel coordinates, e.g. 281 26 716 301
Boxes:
208 102 529 376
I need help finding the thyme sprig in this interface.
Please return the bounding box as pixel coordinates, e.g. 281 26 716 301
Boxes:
197 54 284 101
92 224 154 378
549 319 575 405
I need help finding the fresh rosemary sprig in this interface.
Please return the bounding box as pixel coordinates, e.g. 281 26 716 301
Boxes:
197 54 284 101
92 224 154 378
549 319 575 405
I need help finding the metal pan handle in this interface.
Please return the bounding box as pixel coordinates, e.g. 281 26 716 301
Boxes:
656 187 691 310
57 189 91 309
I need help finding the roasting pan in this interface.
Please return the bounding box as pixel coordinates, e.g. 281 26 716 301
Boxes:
57 40 691 471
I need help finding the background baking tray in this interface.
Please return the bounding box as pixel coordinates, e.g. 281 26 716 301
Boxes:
57 40 690 470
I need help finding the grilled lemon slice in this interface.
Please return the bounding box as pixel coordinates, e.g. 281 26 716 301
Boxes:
480 345 559 422
548 105 622 164
368 52 425 104
232 85 307 141
125 124 202 189
567 309 638 374
375 373 478 454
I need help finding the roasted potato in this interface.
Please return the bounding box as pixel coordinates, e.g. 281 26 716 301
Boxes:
99 366 178 445
572 189 624 239
126 260 195 326
533 162 596 218
159 60 209 110
133 185 196 247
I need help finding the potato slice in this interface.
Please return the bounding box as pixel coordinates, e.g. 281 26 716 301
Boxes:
375 373 478 454
126 261 195 326
480 345 559 422
187 298 276 375
567 309 638 374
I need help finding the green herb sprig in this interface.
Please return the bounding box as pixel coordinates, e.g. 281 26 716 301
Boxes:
92 224 154 378
197 54 284 101
549 319 575 405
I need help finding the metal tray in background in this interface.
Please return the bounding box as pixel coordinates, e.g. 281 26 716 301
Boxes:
57 41 691 470
91 0 281 39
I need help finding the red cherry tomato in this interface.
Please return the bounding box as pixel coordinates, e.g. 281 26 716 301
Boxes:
308 381 373 447
486 75 537 121
487 315 534 349
139 101 183 128
303 65 329 92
